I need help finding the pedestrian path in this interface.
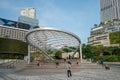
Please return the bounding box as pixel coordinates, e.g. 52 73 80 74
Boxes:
1 69 120 80
0 63 120 80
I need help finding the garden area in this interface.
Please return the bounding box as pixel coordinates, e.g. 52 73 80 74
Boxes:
82 44 120 62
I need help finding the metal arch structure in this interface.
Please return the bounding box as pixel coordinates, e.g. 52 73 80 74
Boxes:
25 27 82 63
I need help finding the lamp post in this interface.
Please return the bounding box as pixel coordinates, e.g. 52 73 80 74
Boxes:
118 26 120 48
28 45 30 64
80 44 83 63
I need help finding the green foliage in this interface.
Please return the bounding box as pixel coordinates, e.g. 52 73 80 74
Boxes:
46 49 54 55
54 50 62 59
112 47 120 55
0 38 28 54
82 44 120 62
102 55 120 62
68 47 77 50
33 50 42 55
0 54 24 59
93 55 120 62
62 47 71 52
82 44 97 59
109 32 120 44
31 50 43 61
102 47 114 55
62 46 76 53
0 38 28 59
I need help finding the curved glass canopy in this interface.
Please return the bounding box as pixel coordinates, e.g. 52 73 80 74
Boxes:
25 27 81 60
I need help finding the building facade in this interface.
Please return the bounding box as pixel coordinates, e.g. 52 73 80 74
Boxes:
0 25 28 42
0 17 38 54
88 0 120 47
100 0 120 22
88 19 120 46
18 8 39 29
88 26 110 46
0 25 37 53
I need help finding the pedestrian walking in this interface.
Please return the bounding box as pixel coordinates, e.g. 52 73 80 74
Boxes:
76 61 79 65
37 62 39 66
55 62 59 68
66 61 72 77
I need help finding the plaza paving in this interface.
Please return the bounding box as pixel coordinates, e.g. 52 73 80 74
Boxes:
0 61 120 80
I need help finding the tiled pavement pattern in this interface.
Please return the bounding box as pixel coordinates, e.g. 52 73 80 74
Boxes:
0 62 120 80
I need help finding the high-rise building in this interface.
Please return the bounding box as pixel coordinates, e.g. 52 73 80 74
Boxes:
18 8 39 29
100 0 120 22
88 0 120 47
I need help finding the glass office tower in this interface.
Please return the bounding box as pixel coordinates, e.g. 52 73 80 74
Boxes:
100 0 120 22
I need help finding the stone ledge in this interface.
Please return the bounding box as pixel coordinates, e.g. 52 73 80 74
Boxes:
104 62 120 65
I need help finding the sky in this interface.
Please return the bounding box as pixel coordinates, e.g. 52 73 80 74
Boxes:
0 0 100 44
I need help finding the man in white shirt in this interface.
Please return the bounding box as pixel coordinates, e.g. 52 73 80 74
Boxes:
66 61 72 77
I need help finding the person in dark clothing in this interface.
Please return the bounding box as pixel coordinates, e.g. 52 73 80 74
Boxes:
55 62 59 68
76 61 79 65
105 64 110 70
37 62 39 66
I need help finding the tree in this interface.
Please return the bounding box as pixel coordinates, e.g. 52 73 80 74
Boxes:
46 49 54 55
62 47 71 53
99 22 104 26
94 24 98 27
112 47 120 55
31 50 43 61
82 44 94 59
54 50 62 59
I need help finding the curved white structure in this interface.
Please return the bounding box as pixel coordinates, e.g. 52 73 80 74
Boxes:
25 27 82 62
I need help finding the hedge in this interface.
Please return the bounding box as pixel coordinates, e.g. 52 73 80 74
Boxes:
93 55 120 62
109 32 120 44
